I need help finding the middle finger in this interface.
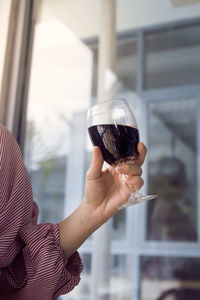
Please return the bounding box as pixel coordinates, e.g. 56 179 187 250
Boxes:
115 164 142 176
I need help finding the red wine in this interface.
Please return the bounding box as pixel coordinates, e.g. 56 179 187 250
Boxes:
88 124 139 166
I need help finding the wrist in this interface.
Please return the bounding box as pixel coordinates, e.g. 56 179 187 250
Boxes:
59 202 99 260
78 201 102 233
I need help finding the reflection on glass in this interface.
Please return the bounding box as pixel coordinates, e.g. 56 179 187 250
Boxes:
89 36 137 97
116 37 137 93
140 256 200 300
24 0 98 223
144 24 200 89
147 99 197 241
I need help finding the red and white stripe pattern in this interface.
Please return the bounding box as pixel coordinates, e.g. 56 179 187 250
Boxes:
0 124 83 299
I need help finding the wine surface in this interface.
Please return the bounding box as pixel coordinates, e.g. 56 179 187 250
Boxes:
88 124 139 166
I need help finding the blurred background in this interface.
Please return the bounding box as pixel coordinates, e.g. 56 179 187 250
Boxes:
1 0 200 299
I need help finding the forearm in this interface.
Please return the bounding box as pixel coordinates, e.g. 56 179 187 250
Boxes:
59 202 99 260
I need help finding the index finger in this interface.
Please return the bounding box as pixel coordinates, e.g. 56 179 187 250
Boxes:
135 142 147 166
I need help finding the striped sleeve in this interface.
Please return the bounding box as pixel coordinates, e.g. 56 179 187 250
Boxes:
0 124 83 299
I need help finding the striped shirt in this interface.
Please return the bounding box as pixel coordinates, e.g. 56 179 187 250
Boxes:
0 124 83 299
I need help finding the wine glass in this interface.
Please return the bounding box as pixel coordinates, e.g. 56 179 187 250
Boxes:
87 98 157 209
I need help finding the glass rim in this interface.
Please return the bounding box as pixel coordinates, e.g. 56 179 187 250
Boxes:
87 98 128 115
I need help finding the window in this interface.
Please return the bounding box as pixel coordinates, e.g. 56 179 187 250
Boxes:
140 256 200 300
147 98 198 242
144 23 200 89
24 1 98 223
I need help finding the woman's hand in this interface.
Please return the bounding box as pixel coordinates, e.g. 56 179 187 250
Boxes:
59 142 147 260
82 142 147 227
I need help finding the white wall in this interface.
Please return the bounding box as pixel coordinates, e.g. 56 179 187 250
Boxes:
40 0 200 39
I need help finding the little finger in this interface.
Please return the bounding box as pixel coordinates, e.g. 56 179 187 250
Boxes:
126 176 144 192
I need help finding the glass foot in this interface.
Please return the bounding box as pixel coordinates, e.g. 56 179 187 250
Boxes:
118 193 158 210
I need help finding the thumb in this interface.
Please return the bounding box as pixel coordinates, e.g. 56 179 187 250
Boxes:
86 146 104 180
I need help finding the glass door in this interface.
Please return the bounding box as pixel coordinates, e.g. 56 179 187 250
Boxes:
139 94 200 300
147 97 198 243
